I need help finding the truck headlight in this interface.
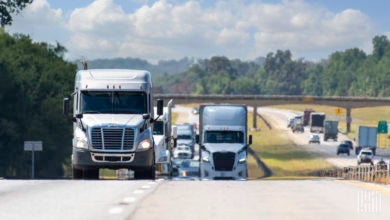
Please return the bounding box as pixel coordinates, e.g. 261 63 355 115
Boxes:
137 139 152 151
76 137 88 149
202 151 210 163
75 127 88 149
238 148 247 164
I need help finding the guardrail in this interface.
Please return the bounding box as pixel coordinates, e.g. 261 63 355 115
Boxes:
320 164 390 184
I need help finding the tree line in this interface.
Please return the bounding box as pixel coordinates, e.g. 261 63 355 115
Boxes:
0 30 76 178
154 35 390 97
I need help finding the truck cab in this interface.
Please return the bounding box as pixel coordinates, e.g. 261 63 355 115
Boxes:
63 69 163 179
198 104 252 180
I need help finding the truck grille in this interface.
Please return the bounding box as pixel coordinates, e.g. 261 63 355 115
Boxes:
213 152 235 171
91 127 134 151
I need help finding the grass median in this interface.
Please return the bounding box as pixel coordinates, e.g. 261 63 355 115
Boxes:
247 113 336 180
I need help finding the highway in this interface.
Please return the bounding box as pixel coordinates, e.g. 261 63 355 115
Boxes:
0 179 162 219
257 107 390 167
1 106 390 219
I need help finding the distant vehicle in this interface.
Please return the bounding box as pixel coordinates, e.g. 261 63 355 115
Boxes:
337 143 350 156
323 120 338 141
171 158 185 177
288 115 302 128
376 158 387 170
303 109 314 126
355 126 377 155
175 124 196 156
177 159 200 179
341 140 353 150
173 145 192 159
308 134 320 144
309 113 325 133
357 149 374 165
292 123 304 133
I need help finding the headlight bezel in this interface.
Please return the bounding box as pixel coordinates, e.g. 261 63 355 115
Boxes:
201 149 211 163
137 139 152 151
74 127 89 149
237 146 248 164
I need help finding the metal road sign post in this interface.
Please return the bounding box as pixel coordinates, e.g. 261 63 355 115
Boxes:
24 141 43 179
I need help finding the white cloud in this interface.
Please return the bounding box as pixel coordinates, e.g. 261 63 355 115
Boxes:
6 0 380 62
6 0 66 44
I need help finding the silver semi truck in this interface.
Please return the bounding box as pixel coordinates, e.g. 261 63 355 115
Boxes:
63 69 163 179
198 104 252 180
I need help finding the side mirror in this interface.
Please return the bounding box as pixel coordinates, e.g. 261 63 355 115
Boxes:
142 114 151 120
157 99 164 116
63 97 70 115
200 145 206 151
248 135 252 145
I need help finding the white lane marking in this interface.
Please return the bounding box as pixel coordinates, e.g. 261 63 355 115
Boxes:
133 189 144 194
142 185 151 189
122 197 136 204
109 207 123 214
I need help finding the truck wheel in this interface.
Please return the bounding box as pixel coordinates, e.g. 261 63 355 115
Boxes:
84 169 99 179
134 166 156 180
148 165 156 180
72 167 83 179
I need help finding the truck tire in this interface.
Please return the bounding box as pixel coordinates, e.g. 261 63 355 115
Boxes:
73 167 83 179
134 166 156 180
84 169 99 179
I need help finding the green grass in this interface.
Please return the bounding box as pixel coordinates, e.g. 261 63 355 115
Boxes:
247 112 336 179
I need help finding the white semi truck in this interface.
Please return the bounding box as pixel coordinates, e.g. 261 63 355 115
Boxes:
63 68 163 179
198 104 252 180
153 99 173 176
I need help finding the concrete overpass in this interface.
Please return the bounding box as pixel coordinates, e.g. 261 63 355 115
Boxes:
154 94 390 132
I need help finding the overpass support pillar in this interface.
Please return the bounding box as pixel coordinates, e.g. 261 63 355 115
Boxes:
346 107 352 133
253 106 257 129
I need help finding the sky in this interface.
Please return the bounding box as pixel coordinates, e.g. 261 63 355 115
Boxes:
5 0 390 63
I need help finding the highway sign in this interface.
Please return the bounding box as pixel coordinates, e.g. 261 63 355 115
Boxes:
377 121 388 134
24 141 43 151
335 108 342 115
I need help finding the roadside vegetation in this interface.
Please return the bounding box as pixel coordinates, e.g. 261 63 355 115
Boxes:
247 113 336 179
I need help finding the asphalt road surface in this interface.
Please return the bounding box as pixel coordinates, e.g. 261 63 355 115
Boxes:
0 179 162 220
131 179 390 220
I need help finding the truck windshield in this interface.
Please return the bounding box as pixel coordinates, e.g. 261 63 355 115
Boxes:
205 131 244 143
153 121 164 135
81 91 147 114
177 134 192 139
